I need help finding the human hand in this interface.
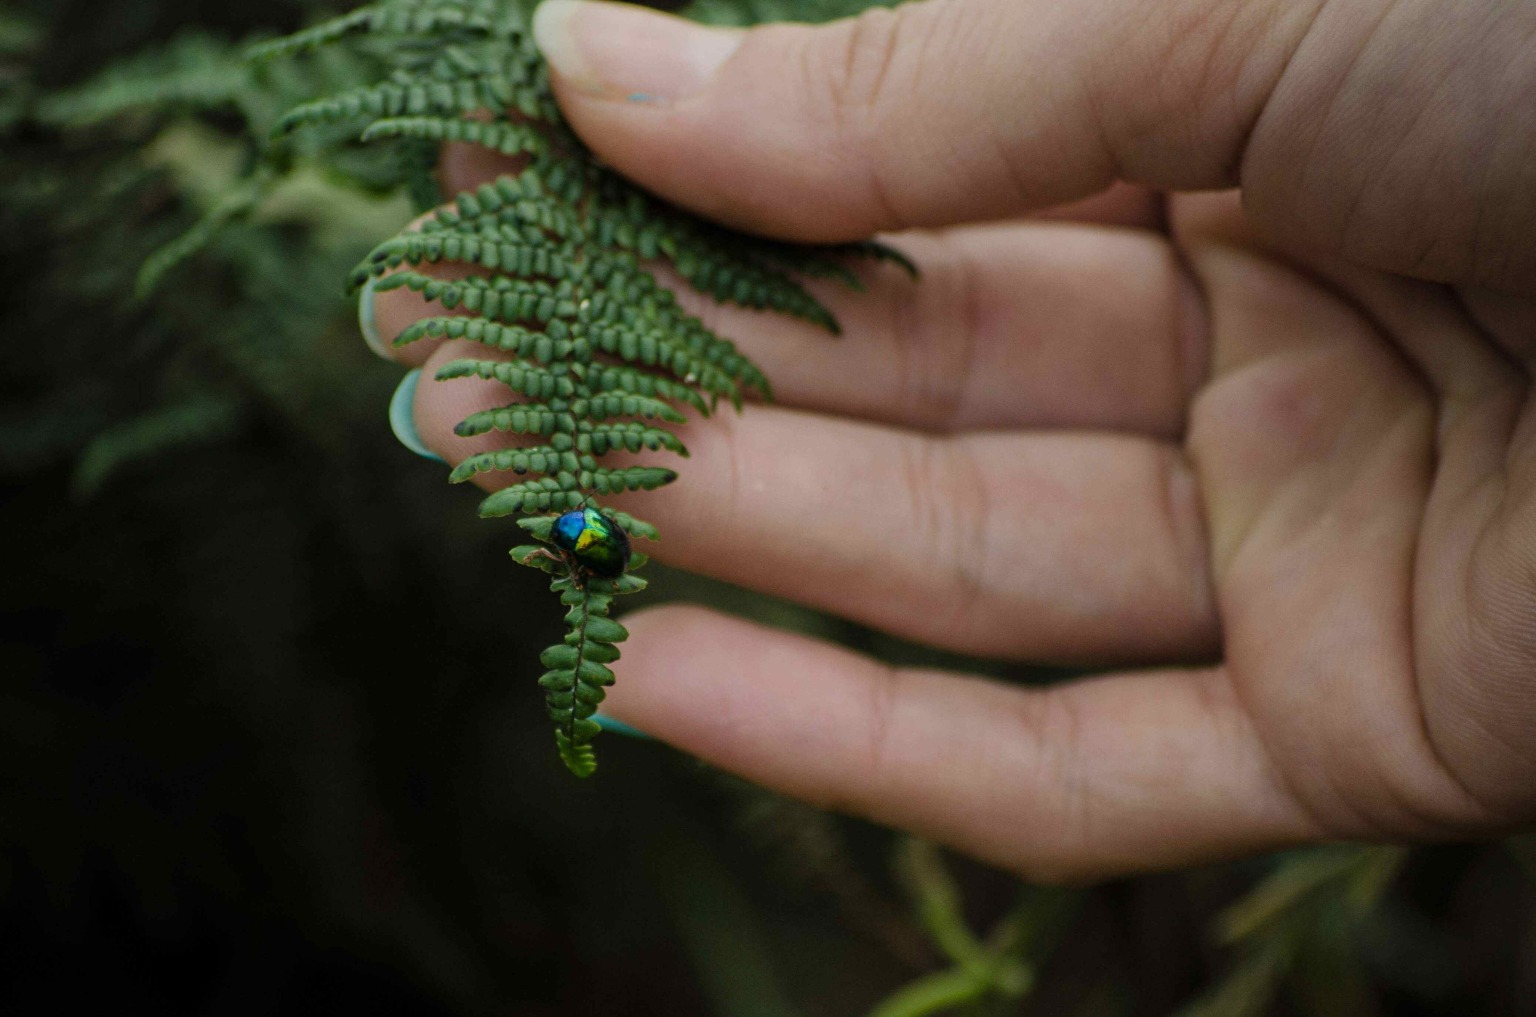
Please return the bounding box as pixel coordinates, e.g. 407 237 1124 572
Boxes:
370 0 1536 880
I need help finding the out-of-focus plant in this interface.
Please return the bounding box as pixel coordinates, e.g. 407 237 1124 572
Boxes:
866 840 1080 1017
1175 847 1406 1017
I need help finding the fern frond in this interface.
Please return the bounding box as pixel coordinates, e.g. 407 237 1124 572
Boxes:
136 170 273 299
837 237 922 277
569 393 689 424
583 364 711 415
451 401 566 438
71 393 244 499
434 358 574 399
581 422 689 457
540 577 644 777
424 176 583 238
374 270 574 321
450 444 572 483
584 465 679 493
365 226 572 276
478 478 579 516
246 6 386 62
397 317 553 356
37 33 248 128
445 389 691 441
362 115 547 156
477 465 676 517
248 1 512 63
258 0 909 776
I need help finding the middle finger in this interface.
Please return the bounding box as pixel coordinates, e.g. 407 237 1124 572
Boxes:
372 218 1206 437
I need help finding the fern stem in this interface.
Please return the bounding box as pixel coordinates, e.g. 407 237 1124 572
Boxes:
567 562 590 753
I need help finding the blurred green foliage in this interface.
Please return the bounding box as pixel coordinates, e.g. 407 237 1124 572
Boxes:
2 0 1533 1014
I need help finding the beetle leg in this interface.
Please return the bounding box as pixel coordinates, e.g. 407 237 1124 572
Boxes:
516 547 564 568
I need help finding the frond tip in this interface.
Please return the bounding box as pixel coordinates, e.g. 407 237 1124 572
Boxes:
532 566 648 777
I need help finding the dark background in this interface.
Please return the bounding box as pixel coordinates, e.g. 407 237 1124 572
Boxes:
2 1 1534 1014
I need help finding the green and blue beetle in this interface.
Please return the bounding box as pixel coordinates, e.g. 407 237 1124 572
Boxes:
521 505 632 582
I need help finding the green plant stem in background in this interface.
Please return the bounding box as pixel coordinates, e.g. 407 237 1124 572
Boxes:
867 839 1081 1017
1175 847 1406 1017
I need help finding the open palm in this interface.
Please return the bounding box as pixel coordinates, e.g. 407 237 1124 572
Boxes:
377 0 1536 878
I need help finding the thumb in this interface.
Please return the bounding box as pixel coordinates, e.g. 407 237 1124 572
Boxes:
530 0 1314 241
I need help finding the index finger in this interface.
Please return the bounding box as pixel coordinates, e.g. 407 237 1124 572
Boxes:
531 0 1313 240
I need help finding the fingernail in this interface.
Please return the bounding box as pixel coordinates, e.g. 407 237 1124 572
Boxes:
594 713 653 740
389 370 445 464
358 274 392 360
533 0 742 103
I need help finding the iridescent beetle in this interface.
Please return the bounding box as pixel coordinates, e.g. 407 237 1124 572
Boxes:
519 504 632 584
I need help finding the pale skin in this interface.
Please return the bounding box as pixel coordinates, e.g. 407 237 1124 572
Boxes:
370 0 1536 881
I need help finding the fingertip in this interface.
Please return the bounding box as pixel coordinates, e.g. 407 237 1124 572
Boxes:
358 274 392 360
369 257 482 369
594 603 734 718
533 0 743 103
580 605 712 744
388 369 447 464
532 0 599 94
593 713 653 739
533 2 877 240
594 605 888 784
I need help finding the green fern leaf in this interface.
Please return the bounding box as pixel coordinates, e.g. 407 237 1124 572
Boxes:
256 0 909 775
362 115 548 156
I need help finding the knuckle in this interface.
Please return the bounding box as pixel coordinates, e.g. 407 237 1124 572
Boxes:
860 665 902 793
997 690 1095 881
821 7 905 124
803 6 912 223
883 234 980 429
898 436 992 645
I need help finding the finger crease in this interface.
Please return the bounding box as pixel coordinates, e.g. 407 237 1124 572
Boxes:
861 663 903 800
929 438 993 641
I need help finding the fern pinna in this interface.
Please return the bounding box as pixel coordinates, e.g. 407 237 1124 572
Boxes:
255 0 913 776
